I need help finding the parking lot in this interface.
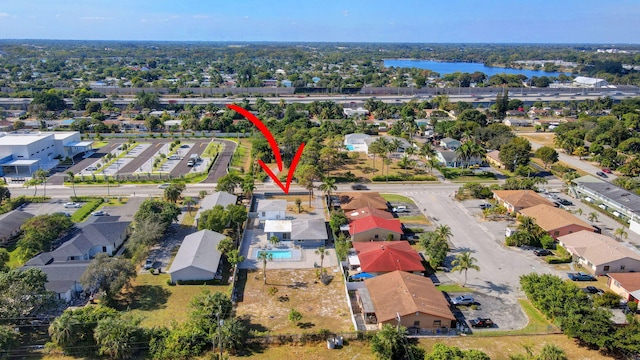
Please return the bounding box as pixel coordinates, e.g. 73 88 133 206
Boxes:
19 198 84 216
446 292 528 332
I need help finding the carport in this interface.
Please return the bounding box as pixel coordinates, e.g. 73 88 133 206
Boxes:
0 159 39 176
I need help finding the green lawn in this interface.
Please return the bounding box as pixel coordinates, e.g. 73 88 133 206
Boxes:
399 215 431 226
436 284 473 292
121 273 230 328
380 193 414 203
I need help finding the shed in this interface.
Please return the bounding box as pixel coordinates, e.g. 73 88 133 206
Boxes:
168 230 225 283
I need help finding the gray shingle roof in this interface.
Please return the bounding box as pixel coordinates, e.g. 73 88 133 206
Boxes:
22 261 90 294
168 230 224 274
257 199 287 212
291 219 328 240
0 210 33 240
195 192 237 222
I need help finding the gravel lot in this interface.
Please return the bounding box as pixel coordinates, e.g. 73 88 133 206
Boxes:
446 292 528 331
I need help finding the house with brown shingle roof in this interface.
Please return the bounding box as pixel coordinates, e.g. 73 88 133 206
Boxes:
362 271 456 330
352 241 425 275
338 192 388 212
345 206 394 222
493 190 555 213
607 273 640 302
519 204 594 239
485 150 505 169
558 231 640 275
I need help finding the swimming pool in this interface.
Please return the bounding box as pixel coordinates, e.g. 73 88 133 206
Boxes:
257 249 292 259
345 145 355 151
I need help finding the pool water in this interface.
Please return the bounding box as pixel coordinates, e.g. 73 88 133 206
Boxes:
258 250 292 259
345 145 355 151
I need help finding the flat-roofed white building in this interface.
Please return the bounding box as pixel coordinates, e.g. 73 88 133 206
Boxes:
0 131 92 176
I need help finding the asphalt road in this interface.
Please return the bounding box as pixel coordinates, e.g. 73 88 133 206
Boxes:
203 139 237 183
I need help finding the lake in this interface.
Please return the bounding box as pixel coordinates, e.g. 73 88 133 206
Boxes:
384 59 567 78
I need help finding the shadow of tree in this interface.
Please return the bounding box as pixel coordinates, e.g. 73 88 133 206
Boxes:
297 322 315 329
121 285 171 311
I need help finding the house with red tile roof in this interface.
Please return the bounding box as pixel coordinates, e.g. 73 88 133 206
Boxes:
493 190 555 213
519 204 594 239
349 215 403 242
352 241 424 275
607 273 640 303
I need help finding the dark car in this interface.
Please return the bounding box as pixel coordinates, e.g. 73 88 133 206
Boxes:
470 318 494 328
596 171 608 178
479 203 493 209
584 286 604 294
533 249 552 256
351 184 368 190
557 199 573 206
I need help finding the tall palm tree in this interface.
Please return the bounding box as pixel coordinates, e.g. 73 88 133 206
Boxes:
315 246 329 279
318 177 337 208
614 227 628 241
588 212 599 223
257 252 273 284
435 224 453 242
451 251 480 287
66 171 77 199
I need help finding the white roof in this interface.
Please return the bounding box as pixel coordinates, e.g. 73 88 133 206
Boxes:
0 133 51 146
264 220 292 233
168 230 224 274
66 141 93 147
573 76 607 85
53 132 79 140
3 159 39 166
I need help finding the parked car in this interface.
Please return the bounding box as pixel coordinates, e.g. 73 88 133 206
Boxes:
144 257 155 270
351 183 367 190
393 205 409 213
602 168 612 174
596 171 608 178
568 272 596 281
451 295 474 306
584 286 604 295
533 249 552 256
479 203 493 209
557 199 573 206
85 166 98 171
64 202 81 208
158 183 171 189
91 211 107 216
470 318 494 328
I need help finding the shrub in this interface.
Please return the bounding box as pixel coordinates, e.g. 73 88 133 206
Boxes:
175 279 216 285
593 291 622 308
71 198 104 222
505 236 517 246
545 257 572 264
540 235 555 249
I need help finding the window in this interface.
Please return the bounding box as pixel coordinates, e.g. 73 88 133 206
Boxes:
374 234 379 239
433 320 441 328
261 212 265 217
620 265 626 271
604 266 610 271
413 321 420 327
554 231 560 237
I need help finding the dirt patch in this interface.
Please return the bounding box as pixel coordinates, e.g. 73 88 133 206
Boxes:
519 133 556 147
235 269 353 334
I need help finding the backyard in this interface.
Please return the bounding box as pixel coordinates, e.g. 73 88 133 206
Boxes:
234 269 353 334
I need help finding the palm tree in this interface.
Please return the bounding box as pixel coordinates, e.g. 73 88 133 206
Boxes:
242 177 255 198
420 142 437 161
614 227 628 241
315 246 329 279
269 235 280 247
318 177 337 208
31 169 48 199
183 196 196 215
257 252 273 284
451 251 480 287
226 249 245 268
66 171 77 199
588 212 599 223
435 224 453 242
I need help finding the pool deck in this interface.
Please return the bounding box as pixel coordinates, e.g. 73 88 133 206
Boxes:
238 194 338 270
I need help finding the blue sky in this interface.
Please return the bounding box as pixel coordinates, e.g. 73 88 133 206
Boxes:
0 0 638 43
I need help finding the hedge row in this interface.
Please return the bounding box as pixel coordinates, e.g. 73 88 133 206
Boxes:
71 199 104 223
372 174 437 182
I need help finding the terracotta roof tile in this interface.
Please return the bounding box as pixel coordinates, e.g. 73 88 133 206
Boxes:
353 241 424 273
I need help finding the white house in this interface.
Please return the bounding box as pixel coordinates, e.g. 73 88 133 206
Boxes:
257 199 287 220
291 218 328 247
343 108 369 117
363 136 412 154
434 149 482 168
168 230 225 283
573 76 609 88
0 131 92 176
344 133 371 150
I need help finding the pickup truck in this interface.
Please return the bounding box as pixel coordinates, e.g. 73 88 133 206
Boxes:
470 318 494 328
568 272 596 281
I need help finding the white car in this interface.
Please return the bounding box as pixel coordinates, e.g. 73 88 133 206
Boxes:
85 166 98 171
451 295 475 306
64 202 81 208
158 183 171 189
392 206 409 213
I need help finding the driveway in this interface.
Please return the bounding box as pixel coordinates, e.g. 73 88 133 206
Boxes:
448 292 528 331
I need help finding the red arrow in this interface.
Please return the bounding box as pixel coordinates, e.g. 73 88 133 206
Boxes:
226 104 305 194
